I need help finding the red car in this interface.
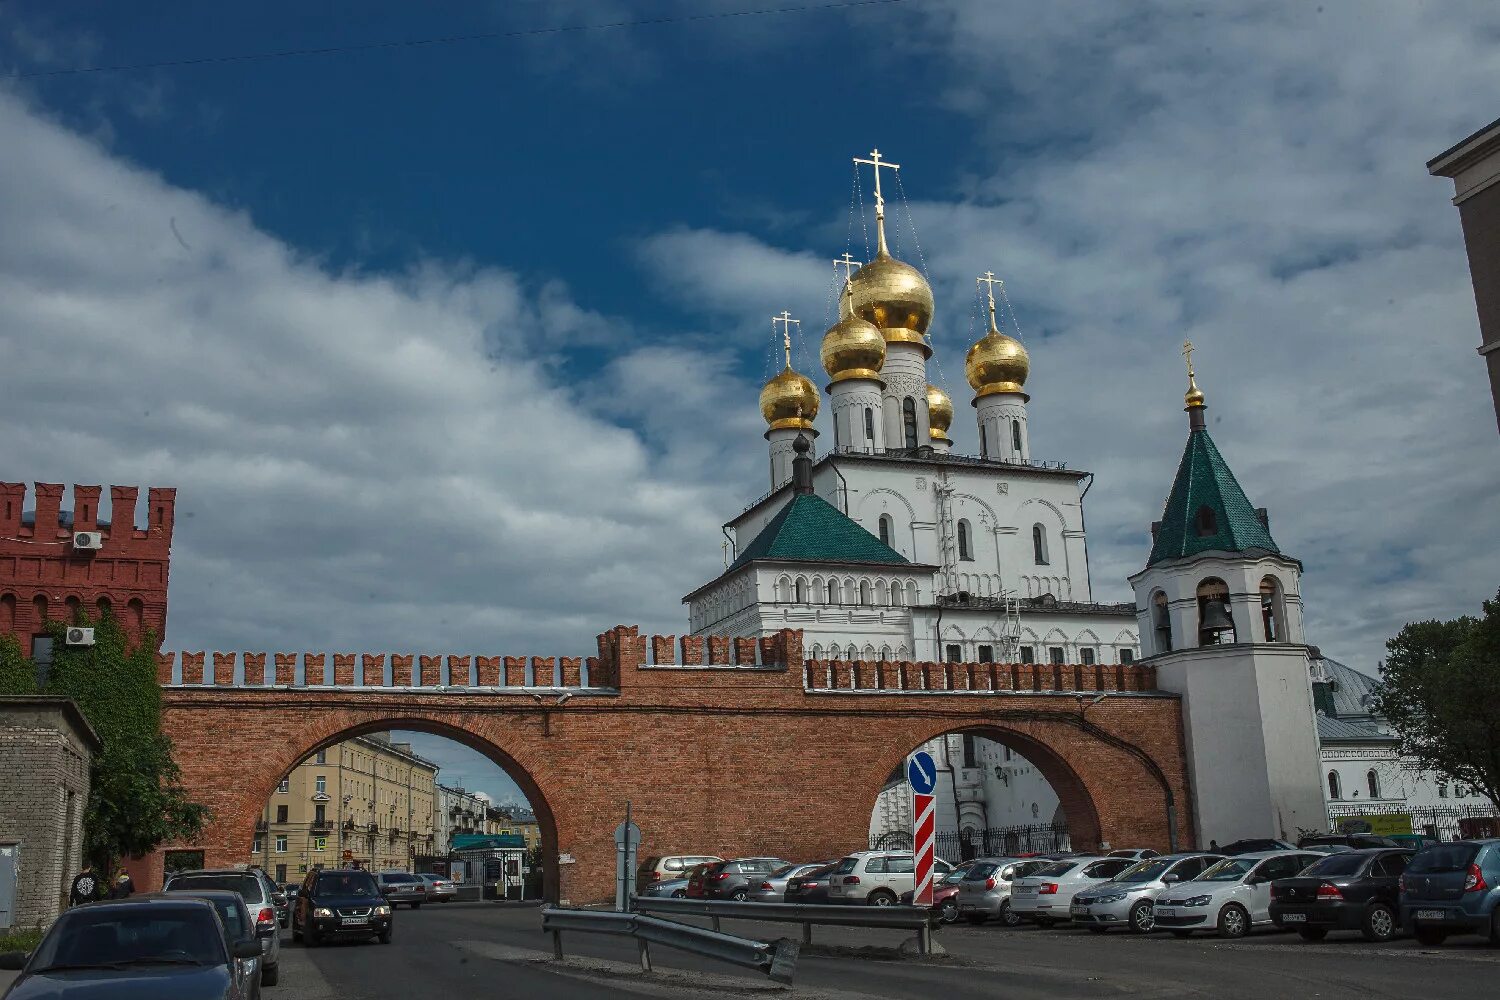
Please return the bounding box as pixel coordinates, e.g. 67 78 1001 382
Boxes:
900 864 972 923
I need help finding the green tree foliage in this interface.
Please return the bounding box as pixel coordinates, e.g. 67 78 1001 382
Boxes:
1375 589 1500 811
12 612 207 867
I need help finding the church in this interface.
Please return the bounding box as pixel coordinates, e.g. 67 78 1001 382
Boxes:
679 151 1329 848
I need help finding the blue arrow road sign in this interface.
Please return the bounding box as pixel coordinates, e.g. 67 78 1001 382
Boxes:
907 750 937 794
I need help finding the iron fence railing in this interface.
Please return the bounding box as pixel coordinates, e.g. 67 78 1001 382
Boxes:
1327 803 1499 841
870 821 1071 862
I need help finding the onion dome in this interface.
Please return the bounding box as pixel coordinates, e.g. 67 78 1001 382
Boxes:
926 384 954 442
760 364 820 431
846 248 934 356
821 284 887 383
965 312 1030 399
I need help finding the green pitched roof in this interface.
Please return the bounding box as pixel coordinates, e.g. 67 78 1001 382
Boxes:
1147 428 1279 566
730 493 908 571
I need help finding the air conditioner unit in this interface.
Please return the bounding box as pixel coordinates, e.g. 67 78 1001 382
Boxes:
72 531 103 550
65 627 95 647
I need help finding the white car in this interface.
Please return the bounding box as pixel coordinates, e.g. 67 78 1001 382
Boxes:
1008 856 1135 926
1153 850 1323 938
825 851 955 906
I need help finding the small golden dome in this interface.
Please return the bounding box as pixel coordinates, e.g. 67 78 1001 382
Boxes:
760 365 820 430
1184 372 1205 409
821 289 886 383
926 384 954 440
965 321 1030 399
847 250 934 356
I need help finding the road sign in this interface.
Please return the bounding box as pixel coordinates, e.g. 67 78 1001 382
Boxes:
614 821 642 849
909 750 937 906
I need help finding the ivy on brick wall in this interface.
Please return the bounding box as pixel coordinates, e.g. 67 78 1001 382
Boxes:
3 613 207 867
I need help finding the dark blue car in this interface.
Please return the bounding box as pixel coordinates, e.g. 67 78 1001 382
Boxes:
1399 839 1500 945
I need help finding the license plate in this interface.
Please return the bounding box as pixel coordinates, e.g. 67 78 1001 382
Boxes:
340 917 368 926
1416 909 1445 921
1281 912 1306 923
1070 905 1088 915
1156 907 1176 917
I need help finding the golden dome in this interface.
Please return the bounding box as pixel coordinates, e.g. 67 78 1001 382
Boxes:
965 320 1030 399
760 365 820 431
821 286 886 383
926 384 954 441
847 250 934 356
1184 372 1205 409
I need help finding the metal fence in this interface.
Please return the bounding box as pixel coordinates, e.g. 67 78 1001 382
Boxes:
870 821 1071 862
1327 803 1499 841
631 895 934 953
541 906 799 984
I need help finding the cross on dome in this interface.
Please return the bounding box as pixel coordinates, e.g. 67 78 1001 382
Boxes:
853 148 901 255
772 310 800 369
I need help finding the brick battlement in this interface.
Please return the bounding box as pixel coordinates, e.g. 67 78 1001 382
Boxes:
1 482 176 544
803 657 1159 694
155 650 603 689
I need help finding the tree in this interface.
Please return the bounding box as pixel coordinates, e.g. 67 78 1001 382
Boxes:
9 612 208 868
1375 590 1500 812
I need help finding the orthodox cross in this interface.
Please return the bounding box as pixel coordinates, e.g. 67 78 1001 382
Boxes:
1182 339 1196 378
773 310 800 368
833 252 863 283
853 148 900 252
977 271 1003 326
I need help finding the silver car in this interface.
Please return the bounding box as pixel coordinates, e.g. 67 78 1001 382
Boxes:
639 877 690 898
417 873 457 901
1069 852 1223 933
747 862 832 903
956 857 1050 926
162 867 282 987
1010 856 1136 926
376 870 428 907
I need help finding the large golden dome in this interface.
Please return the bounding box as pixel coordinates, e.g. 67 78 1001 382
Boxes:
821 288 886 383
847 250 934 356
760 365 820 431
926 383 954 441
965 322 1030 399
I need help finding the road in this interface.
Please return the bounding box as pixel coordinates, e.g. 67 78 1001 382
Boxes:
256 901 1494 1000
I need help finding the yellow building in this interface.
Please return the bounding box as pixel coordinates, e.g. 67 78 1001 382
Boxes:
486 806 541 852
251 732 437 884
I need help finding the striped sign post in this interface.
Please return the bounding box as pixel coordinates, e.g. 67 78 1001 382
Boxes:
908 750 938 907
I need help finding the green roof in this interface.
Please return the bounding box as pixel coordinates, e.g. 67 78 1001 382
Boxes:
1147 428 1279 566
452 834 526 851
730 493 908 571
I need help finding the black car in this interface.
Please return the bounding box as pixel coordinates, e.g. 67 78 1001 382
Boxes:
691 858 789 900
785 862 839 904
0 896 261 1000
161 888 271 995
1298 834 1401 851
292 868 393 946
1268 848 1412 941
1216 838 1297 856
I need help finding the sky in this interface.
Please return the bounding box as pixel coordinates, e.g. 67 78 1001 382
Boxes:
3 2 1500 803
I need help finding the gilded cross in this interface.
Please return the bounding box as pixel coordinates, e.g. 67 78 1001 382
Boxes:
832 252 863 284
977 271 1003 326
853 148 901 253
1182 339 1196 377
773 310 800 368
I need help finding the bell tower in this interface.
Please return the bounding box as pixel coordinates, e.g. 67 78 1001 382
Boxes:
1127 343 1325 846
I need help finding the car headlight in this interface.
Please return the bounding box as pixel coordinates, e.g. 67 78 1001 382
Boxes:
375 905 392 916
1095 893 1127 904
313 907 334 918
1185 895 1213 907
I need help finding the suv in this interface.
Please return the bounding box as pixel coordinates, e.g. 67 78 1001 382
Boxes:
825 851 956 907
637 855 723 893
689 858 788 900
1298 834 1401 851
293 867 394 945
162 867 281 986
1399 839 1500 946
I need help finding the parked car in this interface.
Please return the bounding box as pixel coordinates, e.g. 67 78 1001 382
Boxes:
957 858 1050 926
163 867 281 987
1304 844 1355 855
416 873 457 901
1298 833 1401 851
897 861 979 923
267 884 290 929
1154 850 1322 938
640 877 691 898
825 851 955 907
1070 852 1224 934
292 868 393 945
748 862 833 903
1010 856 1134 926
784 862 839 905
1215 838 1297 856
162 888 268 996
1399 838 1500 946
375 870 428 908
0 896 263 1000
1107 849 1160 861
1389 834 1440 851
637 855 724 893
1268 847 1411 942
689 858 789 901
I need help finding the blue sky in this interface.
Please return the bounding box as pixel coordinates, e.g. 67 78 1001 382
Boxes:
4 2 1500 807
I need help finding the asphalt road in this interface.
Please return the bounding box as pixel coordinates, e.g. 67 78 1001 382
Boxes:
257 901 1496 1000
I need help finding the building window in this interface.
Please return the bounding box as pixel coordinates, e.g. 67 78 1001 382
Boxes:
315 750 326 764
827 579 839 604
945 644 962 663
1438 782 1448 799
1152 591 1172 653
313 837 327 852
1048 646 1065 665
1194 504 1218 537
1032 524 1049 565
978 644 994 664
1197 578 1235 645
1327 771 1341 800
277 778 289 794
1080 647 1096 665
1018 645 1034 664
957 520 973 561
1260 576 1284 642
275 805 288 823
275 835 288 853
980 424 988 457
902 397 918 449
1119 648 1135 665
315 775 327 794
1011 419 1022 453
864 407 875 443
859 580 872 605
252 837 263 854
878 514 892 547
1366 770 1380 799
314 804 326 825
794 578 807 603
962 734 978 769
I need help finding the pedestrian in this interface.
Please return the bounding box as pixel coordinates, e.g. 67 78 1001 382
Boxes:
1208 839 1218 851
111 867 135 899
69 863 100 907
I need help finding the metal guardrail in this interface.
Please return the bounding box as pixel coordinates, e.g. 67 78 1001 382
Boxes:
629 896 936 954
541 906 799 984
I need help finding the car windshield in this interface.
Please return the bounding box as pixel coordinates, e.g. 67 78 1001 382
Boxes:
1033 861 1077 878
965 863 999 879
1302 853 1369 876
164 873 263 903
1115 859 1173 883
1199 858 1256 882
1407 844 1480 874
315 872 380 896
30 905 228 971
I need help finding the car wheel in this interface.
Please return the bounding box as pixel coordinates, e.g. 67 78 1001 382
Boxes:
672 890 686 899
998 900 1022 928
1362 904 1396 943
261 963 280 987
1414 925 1447 947
378 928 392 944
868 890 897 907
1170 930 1194 939
1216 904 1250 939
939 899 959 924
1128 901 1154 934
1297 927 1328 942
731 889 749 902
965 914 988 926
